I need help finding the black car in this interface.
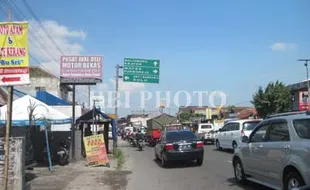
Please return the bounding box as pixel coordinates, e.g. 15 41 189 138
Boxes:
154 130 204 167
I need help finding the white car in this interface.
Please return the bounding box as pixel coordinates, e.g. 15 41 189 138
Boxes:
215 119 261 151
197 123 214 144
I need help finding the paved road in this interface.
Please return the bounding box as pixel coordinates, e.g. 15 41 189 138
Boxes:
121 142 273 190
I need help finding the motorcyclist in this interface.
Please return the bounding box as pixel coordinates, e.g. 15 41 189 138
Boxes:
135 128 144 141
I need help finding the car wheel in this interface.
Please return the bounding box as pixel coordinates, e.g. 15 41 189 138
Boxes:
196 157 203 166
233 158 247 185
284 171 305 190
232 142 238 152
161 154 168 168
216 140 222 150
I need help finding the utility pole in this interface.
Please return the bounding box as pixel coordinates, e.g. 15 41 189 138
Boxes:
88 85 91 108
298 59 310 110
71 85 76 161
4 9 13 190
114 64 123 153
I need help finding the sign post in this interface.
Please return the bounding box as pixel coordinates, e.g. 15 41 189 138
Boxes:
0 9 29 190
123 58 160 84
60 55 103 161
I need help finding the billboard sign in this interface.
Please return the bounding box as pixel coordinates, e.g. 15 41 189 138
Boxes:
299 90 309 111
83 134 109 167
60 55 103 84
0 22 29 86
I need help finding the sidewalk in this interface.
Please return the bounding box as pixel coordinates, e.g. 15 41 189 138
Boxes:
26 140 132 190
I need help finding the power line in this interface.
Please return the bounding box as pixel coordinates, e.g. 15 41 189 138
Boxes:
0 4 53 73
2 0 60 62
21 0 65 55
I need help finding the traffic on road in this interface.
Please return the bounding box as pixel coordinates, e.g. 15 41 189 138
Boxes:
119 111 310 190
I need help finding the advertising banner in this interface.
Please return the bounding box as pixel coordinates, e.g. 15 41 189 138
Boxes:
0 22 29 86
83 134 109 167
60 55 103 84
299 90 309 111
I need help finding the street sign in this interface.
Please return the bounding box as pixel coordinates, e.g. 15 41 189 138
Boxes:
0 22 30 86
123 58 160 84
60 55 103 84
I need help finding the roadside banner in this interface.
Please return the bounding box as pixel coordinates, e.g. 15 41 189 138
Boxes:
0 22 29 86
83 134 109 167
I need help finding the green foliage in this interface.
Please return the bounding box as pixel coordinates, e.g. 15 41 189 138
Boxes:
179 112 205 121
226 105 236 113
114 149 125 169
251 81 291 118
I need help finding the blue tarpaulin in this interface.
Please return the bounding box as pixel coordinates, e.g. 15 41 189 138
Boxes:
36 91 70 105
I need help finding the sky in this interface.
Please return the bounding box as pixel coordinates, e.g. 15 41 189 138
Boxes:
0 0 309 117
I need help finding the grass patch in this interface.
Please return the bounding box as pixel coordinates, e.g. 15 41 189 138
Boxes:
114 149 125 169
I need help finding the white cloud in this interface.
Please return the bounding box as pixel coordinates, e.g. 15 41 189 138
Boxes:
109 79 145 91
270 42 297 52
27 20 89 105
28 20 86 76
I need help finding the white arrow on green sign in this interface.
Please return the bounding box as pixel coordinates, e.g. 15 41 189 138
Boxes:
123 58 160 83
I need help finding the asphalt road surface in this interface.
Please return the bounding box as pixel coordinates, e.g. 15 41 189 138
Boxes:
122 142 273 190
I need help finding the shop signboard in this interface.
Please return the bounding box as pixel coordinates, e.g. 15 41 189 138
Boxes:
60 55 103 84
83 134 109 167
299 90 309 111
0 22 29 86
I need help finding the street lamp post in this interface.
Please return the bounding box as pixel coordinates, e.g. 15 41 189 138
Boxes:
298 59 310 110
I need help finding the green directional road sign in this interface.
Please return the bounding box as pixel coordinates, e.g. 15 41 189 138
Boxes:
123 58 160 83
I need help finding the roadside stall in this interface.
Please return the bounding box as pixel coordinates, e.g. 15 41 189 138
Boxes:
146 113 178 146
76 108 116 157
0 95 72 170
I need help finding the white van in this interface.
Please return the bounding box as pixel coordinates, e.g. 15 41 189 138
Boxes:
197 123 214 144
215 119 261 151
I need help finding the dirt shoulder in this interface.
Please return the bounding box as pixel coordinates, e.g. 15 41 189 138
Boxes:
26 144 132 190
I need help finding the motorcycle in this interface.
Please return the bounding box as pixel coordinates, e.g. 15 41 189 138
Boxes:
136 138 144 151
128 136 136 147
57 138 70 166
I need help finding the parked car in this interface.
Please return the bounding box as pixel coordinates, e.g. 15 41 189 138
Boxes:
155 130 204 167
232 111 310 190
215 119 261 151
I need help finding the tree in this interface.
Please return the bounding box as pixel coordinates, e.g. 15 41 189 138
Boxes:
179 112 191 121
251 81 291 118
226 105 236 113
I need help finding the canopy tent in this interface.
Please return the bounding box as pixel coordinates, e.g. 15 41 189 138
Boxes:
0 95 71 131
146 113 178 130
76 108 117 154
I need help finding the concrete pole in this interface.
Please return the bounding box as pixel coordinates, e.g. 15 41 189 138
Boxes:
3 9 13 190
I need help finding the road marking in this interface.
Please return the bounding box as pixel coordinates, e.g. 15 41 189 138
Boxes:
226 160 232 164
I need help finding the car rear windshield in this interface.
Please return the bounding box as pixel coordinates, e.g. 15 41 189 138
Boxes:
293 119 310 139
201 125 212 129
166 131 198 142
243 121 260 131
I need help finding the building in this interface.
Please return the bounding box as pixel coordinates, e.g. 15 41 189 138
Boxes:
127 114 151 127
287 80 309 111
0 87 24 106
17 66 72 102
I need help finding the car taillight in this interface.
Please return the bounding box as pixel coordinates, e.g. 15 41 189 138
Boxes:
165 144 174 150
196 141 203 148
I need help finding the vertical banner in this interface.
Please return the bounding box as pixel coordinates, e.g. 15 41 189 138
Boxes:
83 134 109 167
299 90 309 111
0 22 29 86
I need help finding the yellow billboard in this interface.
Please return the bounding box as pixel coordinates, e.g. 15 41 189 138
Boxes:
0 22 29 85
83 134 109 167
